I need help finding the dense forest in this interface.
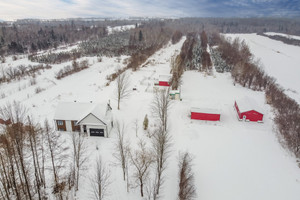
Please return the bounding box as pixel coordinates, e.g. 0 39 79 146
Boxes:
1 17 300 57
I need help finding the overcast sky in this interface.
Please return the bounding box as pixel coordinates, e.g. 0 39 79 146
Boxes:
0 0 299 20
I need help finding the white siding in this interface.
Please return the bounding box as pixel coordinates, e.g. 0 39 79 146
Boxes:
65 120 72 132
54 120 58 131
80 114 106 125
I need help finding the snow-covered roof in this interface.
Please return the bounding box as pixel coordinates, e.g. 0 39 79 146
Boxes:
54 102 109 123
170 90 180 94
159 75 171 82
235 97 263 114
191 107 220 115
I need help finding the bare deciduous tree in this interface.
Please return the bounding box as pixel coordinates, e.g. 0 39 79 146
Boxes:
178 152 196 200
170 54 184 90
115 72 131 110
44 120 69 200
90 156 111 200
71 132 88 191
27 117 45 199
113 120 130 186
0 102 49 200
130 139 154 197
152 127 172 198
133 118 139 137
145 175 158 200
152 88 171 132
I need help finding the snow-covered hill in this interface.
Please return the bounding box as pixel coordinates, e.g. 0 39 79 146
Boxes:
226 33 300 104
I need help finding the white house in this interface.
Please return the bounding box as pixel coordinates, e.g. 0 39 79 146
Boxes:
54 102 113 137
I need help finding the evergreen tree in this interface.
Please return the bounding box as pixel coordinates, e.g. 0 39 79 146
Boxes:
0 36 4 45
143 114 148 130
31 43 37 52
139 30 143 42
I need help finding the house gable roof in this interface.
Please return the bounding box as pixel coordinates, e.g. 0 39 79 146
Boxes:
54 102 110 124
77 113 107 125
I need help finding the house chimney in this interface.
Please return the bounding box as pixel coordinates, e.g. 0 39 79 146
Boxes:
106 99 112 115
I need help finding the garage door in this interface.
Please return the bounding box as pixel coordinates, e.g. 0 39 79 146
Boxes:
90 128 104 137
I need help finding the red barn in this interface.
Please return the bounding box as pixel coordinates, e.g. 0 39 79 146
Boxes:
158 75 171 86
234 98 264 122
191 108 221 121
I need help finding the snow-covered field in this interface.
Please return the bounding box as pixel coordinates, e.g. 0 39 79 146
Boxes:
226 33 300 104
1 35 300 199
107 24 136 35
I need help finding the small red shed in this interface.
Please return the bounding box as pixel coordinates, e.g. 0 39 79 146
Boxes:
191 107 221 121
158 75 171 86
234 98 264 122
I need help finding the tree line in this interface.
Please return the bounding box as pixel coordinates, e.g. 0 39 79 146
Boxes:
0 64 52 85
258 33 300 47
0 19 142 56
106 25 182 85
2 17 300 58
170 30 212 90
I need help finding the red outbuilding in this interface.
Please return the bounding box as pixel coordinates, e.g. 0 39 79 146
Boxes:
191 107 221 121
234 98 264 122
158 75 171 86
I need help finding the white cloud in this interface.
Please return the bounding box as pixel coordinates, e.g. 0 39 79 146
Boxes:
0 0 78 20
0 0 297 20
0 0 193 20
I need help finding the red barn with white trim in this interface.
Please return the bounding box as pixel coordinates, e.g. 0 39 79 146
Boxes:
158 75 171 86
234 98 264 122
191 107 221 121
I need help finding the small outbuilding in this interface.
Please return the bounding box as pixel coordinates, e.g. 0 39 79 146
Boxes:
234 97 264 122
54 102 113 137
191 107 221 121
158 75 171 86
169 90 180 100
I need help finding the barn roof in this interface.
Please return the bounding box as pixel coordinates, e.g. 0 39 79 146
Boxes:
159 75 171 82
235 97 264 114
191 107 220 115
54 102 109 123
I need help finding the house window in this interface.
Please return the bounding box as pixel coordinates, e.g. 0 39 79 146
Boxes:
57 120 64 126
